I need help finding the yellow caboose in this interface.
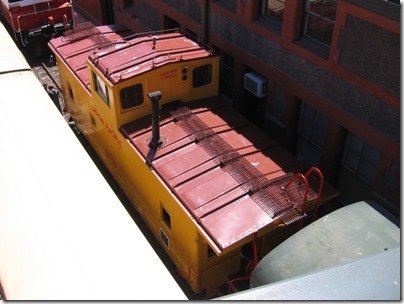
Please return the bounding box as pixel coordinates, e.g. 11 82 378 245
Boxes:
49 23 338 297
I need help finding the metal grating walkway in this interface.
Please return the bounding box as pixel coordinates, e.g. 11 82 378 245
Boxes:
170 106 316 225
63 22 110 46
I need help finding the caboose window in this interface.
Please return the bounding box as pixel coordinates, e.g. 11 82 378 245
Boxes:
67 83 74 101
93 72 110 105
160 229 169 248
207 245 215 258
193 64 212 88
162 205 171 230
120 84 144 109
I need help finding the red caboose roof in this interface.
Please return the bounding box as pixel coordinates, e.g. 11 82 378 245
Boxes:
48 23 132 90
49 24 337 254
48 23 213 87
120 98 336 253
89 31 213 84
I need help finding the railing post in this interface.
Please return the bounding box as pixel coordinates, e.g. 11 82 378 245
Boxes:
304 167 324 221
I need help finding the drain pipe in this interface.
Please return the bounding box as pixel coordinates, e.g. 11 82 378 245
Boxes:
147 91 162 149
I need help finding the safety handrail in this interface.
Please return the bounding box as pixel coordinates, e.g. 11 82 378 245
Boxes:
282 166 324 228
283 172 309 213
227 232 259 294
228 168 324 294
304 167 324 221
63 14 70 31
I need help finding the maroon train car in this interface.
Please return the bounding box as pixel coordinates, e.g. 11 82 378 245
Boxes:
0 0 73 52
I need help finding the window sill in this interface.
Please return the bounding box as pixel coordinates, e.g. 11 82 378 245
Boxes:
294 36 330 60
254 17 282 36
214 0 237 13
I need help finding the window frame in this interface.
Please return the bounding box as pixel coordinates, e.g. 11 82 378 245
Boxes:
120 83 144 110
265 84 286 125
260 0 285 23
295 102 327 166
341 133 380 185
161 204 171 230
67 82 74 101
301 0 338 47
192 64 213 88
255 0 284 35
93 71 110 106
219 50 235 98
297 102 327 149
213 0 237 13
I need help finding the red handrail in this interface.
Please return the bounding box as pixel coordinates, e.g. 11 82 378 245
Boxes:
283 172 309 213
227 232 259 294
283 167 324 227
304 167 324 221
228 168 324 294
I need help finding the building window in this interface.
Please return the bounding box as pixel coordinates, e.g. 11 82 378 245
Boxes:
382 159 399 206
214 0 237 13
256 0 284 34
298 102 326 147
342 133 380 185
120 84 144 109
219 51 234 99
260 0 285 23
93 72 109 106
266 84 286 126
296 102 327 166
302 0 338 46
193 64 212 88
162 205 171 230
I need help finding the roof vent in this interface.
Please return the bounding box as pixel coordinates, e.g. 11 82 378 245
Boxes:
244 72 267 97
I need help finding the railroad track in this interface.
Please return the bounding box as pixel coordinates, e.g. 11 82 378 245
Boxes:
28 55 70 121
41 57 61 91
29 55 60 90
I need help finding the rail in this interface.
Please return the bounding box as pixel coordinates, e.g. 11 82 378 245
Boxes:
123 28 181 41
41 62 61 91
283 173 309 213
304 167 324 221
282 166 324 227
33 1 51 14
227 232 259 294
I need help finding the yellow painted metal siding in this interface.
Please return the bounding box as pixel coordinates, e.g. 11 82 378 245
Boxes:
56 54 233 294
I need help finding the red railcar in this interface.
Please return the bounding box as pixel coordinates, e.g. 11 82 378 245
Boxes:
0 0 73 49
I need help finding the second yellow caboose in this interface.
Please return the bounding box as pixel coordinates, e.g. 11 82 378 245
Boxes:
49 23 338 297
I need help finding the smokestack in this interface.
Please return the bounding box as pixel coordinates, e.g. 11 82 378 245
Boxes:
147 91 162 149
